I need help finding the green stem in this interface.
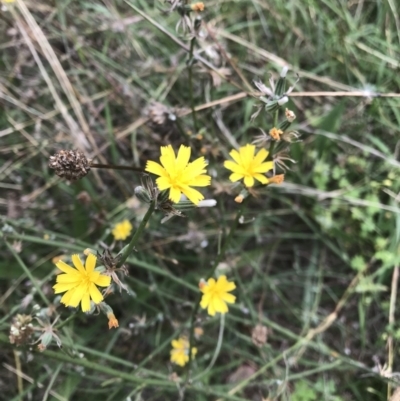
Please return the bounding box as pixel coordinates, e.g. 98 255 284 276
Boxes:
266 110 279 161
187 37 199 133
117 199 156 268
55 312 78 330
4 238 50 306
193 313 225 381
185 201 245 383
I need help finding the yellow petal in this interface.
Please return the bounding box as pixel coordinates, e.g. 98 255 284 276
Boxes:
181 186 204 205
56 273 81 283
81 292 91 312
229 173 244 182
68 283 86 307
220 293 236 304
93 274 111 287
85 253 97 273
176 145 191 171
224 160 244 174
244 175 255 187
156 176 172 191
60 288 76 306
89 282 104 304
145 160 167 177
55 260 78 275
71 254 86 273
169 187 182 203
253 148 269 165
229 149 242 164
189 174 211 187
253 173 269 184
253 161 274 173
53 281 78 293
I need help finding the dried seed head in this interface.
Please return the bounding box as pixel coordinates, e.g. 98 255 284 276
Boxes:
145 101 177 126
9 314 34 346
49 149 91 181
251 324 268 347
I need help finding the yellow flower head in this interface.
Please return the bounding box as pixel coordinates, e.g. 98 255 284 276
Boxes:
145 144 211 205
111 219 133 241
170 336 197 367
53 254 111 312
199 275 236 316
224 144 274 187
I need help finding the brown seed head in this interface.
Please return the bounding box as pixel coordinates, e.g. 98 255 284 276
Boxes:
49 149 91 181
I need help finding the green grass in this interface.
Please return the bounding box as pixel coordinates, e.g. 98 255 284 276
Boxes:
1 0 400 400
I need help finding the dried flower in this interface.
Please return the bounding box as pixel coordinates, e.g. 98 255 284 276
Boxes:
268 174 285 184
235 194 244 203
111 220 133 241
285 108 296 122
170 336 197 367
269 127 283 141
190 2 204 11
53 253 111 312
97 249 129 293
35 316 62 351
199 275 236 316
49 149 91 181
145 145 211 205
107 312 119 329
224 144 274 187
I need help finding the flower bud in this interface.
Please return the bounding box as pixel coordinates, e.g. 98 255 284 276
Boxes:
274 67 289 97
135 186 152 203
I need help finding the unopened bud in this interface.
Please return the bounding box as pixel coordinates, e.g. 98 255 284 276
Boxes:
135 186 152 203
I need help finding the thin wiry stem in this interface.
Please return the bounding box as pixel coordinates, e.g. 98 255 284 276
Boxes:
387 265 399 399
193 314 225 381
187 37 199 133
117 199 156 268
184 201 245 384
90 163 144 173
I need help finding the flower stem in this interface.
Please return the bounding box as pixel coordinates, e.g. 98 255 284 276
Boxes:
187 37 199 133
55 312 78 330
266 110 280 161
90 163 144 173
185 201 245 383
117 199 156 268
193 313 225 381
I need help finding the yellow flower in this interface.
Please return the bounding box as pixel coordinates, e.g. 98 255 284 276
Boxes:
53 254 111 312
111 219 133 241
199 275 236 316
170 336 197 367
224 144 274 187
145 145 211 205
107 312 119 329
